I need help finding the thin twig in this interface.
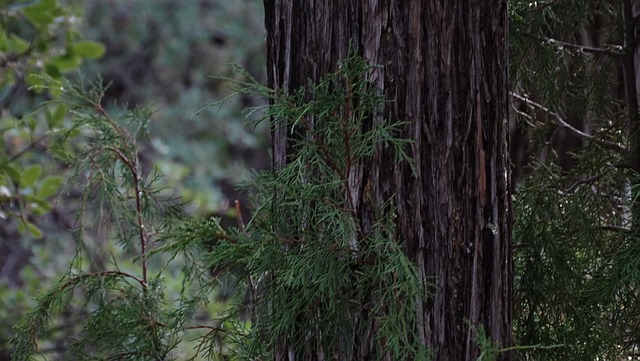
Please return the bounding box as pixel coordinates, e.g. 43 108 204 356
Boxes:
510 92 627 154
133 168 147 285
0 31 37 68
103 120 147 285
527 0 562 11
235 200 245 232
61 270 147 290
533 35 624 57
8 134 48 162
235 200 257 328
96 102 133 143
597 225 631 232
559 174 603 194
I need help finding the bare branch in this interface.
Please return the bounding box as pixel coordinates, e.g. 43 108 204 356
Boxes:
521 33 624 57
545 37 623 57
510 92 627 154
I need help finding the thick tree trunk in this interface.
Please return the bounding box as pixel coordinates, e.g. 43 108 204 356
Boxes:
264 1 512 360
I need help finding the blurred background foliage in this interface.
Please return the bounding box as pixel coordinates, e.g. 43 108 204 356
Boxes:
1 0 267 359
80 0 269 215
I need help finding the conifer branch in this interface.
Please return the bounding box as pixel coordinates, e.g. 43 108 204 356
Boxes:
96 102 133 144
103 143 148 286
510 92 627 154
525 35 624 57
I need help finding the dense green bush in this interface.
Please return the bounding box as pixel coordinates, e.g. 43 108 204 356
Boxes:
1 1 105 356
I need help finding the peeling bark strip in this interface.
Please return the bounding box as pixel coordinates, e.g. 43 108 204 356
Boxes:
264 1 512 360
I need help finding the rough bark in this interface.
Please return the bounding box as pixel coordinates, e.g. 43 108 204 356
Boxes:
264 1 512 360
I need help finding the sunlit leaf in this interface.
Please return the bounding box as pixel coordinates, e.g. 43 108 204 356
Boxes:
24 195 52 211
22 0 57 26
25 221 43 239
7 34 30 54
48 54 81 72
37 175 63 199
20 165 43 188
8 0 46 11
1 164 22 182
71 41 106 59
23 7 55 26
31 205 48 216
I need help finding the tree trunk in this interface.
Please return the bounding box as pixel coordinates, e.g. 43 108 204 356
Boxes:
264 1 512 360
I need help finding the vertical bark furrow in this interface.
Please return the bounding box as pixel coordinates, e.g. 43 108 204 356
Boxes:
264 1 511 359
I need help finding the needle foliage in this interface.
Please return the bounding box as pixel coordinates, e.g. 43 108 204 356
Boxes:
193 55 429 360
10 56 429 360
510 1 640 359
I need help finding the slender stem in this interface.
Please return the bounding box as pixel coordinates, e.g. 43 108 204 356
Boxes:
342 77 357 215
133 170 147 285
8 134 48 162
525 35 623 57
559 174 603 195
234 200 245 232
62 270 147 290
96 102 133 143
510 92 627 154
102 130 147 285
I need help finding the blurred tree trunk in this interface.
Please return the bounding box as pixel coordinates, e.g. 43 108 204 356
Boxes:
622 0 640 172
264 1 512 360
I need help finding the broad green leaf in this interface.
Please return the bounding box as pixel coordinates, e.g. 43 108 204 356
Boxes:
7 1 43 12
71 41 106 59
44 63 61 78
7 34 29 54
24 195 52 211
31 204 48 216
0 164 21 182
22 0 56 26
48 54 81 72
37 175 63 199
23 6 55 26
20 165 42 187
25 221 43 239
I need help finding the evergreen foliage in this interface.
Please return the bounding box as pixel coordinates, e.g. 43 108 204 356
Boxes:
9 78 216 360
510 1 640 359
200 56 428 360
10 56 430 360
